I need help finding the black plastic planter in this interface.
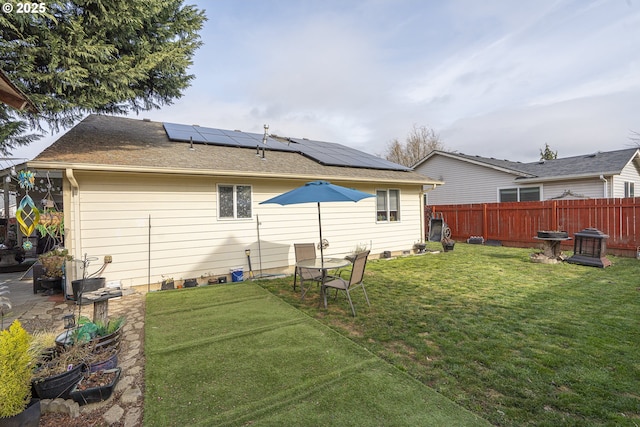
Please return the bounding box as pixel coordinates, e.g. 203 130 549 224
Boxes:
32 363 86 400
0 399 41 427
88 352 118 373
183 278 198 288
70 368 121 406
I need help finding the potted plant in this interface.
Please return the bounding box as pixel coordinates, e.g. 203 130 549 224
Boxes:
36 209 64 246
91 316 125 348
346 242 369 263
0 320 40 427
85 346 119 373
58 315 125 351
30 331 59 362
413 240 427 254
31 342 89 400
183 278 198 288
70 367 121 406
37 248 72 294
161 276 174 290
441 237 455 252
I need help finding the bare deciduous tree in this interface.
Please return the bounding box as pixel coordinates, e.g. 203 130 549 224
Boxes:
383 124 445 167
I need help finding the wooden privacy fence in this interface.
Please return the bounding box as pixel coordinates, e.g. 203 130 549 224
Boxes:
427 198 640 257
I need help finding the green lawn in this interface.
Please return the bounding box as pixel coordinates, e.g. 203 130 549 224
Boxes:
257 243 640 426
144 282 489 426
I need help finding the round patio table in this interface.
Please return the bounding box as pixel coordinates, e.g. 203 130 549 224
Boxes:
295 257 351 299
296 257 350 271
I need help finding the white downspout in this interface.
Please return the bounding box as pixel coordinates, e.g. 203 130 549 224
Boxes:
65 168 81 280
599 174 608 198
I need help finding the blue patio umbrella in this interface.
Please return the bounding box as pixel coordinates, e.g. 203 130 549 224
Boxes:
260 180 375 267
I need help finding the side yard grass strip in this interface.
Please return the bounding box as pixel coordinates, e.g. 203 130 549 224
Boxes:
144 283 489 426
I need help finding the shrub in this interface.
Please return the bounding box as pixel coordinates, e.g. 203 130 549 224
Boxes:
0 320 34 418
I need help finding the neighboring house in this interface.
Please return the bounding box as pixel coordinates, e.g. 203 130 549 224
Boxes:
413 148 640 205
24 114 441 289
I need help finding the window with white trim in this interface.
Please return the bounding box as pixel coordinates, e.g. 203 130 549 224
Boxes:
624 181 635 198
499 187 540 202
376 189 400 221
218 184 252 219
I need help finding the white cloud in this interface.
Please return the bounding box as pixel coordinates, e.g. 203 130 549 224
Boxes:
12 0 640 165
442 89 640 161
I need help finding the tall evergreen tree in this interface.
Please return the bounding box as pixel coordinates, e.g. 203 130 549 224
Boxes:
0 0 206 154
539 143 558 160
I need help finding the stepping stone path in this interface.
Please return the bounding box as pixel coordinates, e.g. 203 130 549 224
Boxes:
39 291 146 426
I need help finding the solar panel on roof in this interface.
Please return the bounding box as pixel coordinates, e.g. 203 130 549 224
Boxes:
163 130 191 141
163 122 411 171
288 137 410 171
163 123 194 132
202 134 237 146
198 128 225 136
265 138 297 152
230 135 262 148
220 129 247 137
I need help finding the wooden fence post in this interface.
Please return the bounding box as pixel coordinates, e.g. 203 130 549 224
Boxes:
483 203 488 240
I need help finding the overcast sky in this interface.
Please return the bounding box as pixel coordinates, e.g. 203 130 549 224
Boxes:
13 0 640 163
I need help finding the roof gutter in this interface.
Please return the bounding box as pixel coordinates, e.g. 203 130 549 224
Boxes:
515 171 620 184
27 161 442 186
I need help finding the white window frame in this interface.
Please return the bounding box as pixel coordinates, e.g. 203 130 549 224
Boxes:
218 184 252 219
376 188 400 222
498 186 541 202
624 181 635 198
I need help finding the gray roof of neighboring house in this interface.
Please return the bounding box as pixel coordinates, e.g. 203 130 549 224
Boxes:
419 148 640 181
29 114 439 185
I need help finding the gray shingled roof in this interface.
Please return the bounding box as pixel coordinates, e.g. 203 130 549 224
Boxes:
514 148 640 179
439 148 640 180
29 115 437 185
451 153 534 177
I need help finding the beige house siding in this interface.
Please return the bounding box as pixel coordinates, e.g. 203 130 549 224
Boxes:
415 155 518 205
63 171 424 288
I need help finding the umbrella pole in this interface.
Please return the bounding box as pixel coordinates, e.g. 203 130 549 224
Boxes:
256 215 263 277
317 202 324 270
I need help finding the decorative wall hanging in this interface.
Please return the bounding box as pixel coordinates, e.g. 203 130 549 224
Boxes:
15 170 40 238
36 172 64 247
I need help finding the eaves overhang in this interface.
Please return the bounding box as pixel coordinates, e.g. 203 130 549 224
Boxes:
0 70 38 113
514 171 620 184
26 161 440 186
